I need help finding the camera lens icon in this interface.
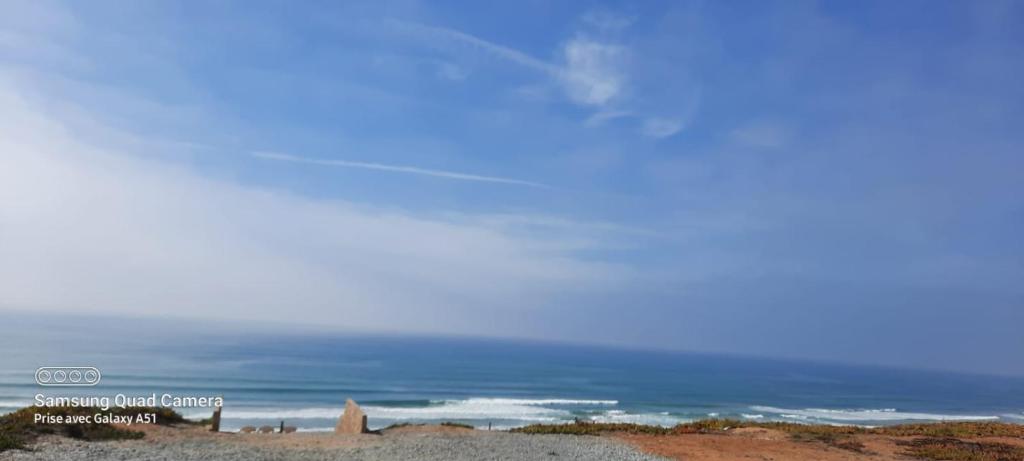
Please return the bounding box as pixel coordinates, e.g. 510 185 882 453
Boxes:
36 367 101 386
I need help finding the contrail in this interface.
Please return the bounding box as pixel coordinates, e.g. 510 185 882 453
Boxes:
251 151 549 189
389 20 561 77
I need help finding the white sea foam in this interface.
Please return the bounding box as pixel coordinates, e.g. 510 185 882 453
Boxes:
194 399 1008 430
750 406 999 423
188 407 345 420
222 426 336 433
201 398 615 423
431 398 618 406
0 400 29 408
284 427 335 433
364 400 567 422
588 410 684 427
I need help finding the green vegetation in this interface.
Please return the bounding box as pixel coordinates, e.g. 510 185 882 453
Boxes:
876 422 1024 438
897 437 1024 461
0 406 193 453
381 422 417 430
0 431 24 452
673 418 749 433
382 421 476 431
513 419 1024 457
513 422 672 435
516 418 1024 438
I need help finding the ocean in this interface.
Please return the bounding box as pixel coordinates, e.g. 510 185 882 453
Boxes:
1 314 1022 432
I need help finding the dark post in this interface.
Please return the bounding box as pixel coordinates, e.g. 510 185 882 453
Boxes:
280 420 285 433
210 406 222 432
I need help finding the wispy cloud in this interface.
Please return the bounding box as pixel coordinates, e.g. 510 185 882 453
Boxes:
0 84 621 335
581 9 637 32
393 18 696 133
584 109 632 127
251 151 549 188
391 20 558 75
392 20 626 108
641 117 685 138
561 37 627 106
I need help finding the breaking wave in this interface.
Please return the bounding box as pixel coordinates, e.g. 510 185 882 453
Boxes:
749 406 999 423
194 397 618 424
587 409 683 427
185 399 1015 431
191 397 695 430
364 398 575 422
430 398 618 406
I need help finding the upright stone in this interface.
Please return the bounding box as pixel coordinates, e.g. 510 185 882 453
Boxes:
210 406 222 432
335 398 368 434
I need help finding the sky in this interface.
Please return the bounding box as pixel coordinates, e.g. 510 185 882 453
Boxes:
1 0 1022 375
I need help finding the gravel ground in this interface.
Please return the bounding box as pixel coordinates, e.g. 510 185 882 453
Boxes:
0 432 667 461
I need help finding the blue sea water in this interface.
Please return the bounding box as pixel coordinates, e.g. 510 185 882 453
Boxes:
1 314 1022 431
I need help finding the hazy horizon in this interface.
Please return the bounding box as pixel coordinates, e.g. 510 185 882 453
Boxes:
6 310 1024 380
2 1 1023 376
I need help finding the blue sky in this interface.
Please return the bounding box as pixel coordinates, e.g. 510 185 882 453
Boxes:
1 0 1022 375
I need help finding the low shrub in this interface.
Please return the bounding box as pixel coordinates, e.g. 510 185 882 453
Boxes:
0 406 191 453
897 437 1024 461
512 418 1023 455
513 421 672 436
